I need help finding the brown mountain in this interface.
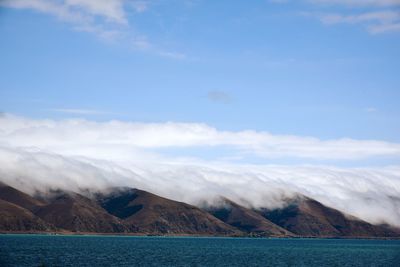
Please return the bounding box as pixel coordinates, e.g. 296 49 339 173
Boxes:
0 182 53 232
97 188 240 236
0 182 45 212
258 196 400 238
35 191 128 233
1 181 399 237
203 197 294 237
0 199 51 232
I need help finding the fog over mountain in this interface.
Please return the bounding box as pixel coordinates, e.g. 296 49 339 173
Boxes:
0 114 399 227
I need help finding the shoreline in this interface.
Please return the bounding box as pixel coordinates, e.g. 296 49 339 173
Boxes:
1 231 399 240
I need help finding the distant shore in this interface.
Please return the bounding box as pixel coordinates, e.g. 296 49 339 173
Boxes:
1 231 399 240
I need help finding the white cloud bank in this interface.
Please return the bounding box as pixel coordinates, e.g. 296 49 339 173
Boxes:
0 145 399 227
0 114 400 226
49 108 116 115
1 114 399 161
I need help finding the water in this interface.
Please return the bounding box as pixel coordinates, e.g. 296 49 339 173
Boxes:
0 235 399 267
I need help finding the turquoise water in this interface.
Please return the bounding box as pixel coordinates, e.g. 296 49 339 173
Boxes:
0 235 399 267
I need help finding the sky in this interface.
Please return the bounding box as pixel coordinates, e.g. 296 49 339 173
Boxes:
0 1 400 225
1 0 399 140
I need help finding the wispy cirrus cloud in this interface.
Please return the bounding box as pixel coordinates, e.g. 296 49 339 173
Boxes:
0 0 184 57
130 0 149 13
0 0 128 42
1 0 129 24
365 107 378 113
319 10 400 33
49 108 116 115
273 0 400 33
309 0 400 7
312 0 400 34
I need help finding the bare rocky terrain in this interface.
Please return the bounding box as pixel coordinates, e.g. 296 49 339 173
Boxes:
1 182 399 238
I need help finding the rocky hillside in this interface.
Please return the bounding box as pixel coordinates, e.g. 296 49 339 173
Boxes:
97 188 239 235
0 182 399 238
258 196 400 238
203 197 294 237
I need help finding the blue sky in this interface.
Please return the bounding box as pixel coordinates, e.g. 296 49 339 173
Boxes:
0 0 400 166
1 2 400 224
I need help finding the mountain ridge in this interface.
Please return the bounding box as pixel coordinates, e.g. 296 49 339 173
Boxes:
203 197 295 237
97 187 240 235
0 182 399 238
258 195 400 238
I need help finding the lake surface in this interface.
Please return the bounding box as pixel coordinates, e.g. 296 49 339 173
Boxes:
0 234 399 267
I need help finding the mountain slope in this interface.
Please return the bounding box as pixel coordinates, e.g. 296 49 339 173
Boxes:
0 199 52 232
0 182 45 212
1 181 399 237
98 188 241 236
35 191 128 233
204 197 294 237
259 196 400 237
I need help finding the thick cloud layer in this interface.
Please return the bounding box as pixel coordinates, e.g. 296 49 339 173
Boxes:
0 114 399 227
1 114 400 161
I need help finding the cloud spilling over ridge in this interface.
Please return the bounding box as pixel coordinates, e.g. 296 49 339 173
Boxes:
0 145 399 227
1 114 400 161
0 114 399 226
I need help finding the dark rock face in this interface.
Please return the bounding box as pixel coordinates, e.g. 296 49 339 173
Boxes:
258 196 400 238
204 197 294 237
98 188 239 235
97 188 142 219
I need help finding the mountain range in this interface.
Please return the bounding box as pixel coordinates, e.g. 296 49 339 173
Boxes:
1 181 399 238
